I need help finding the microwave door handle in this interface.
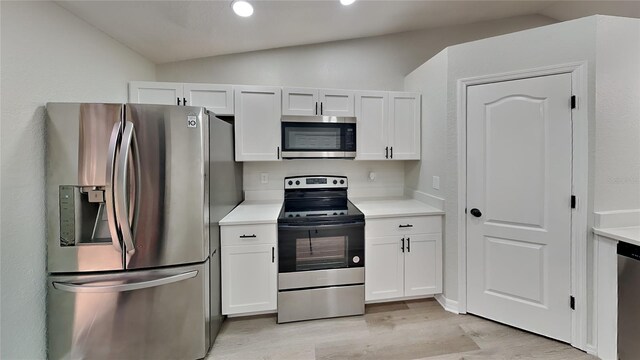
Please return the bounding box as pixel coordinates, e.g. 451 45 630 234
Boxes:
115 121 136 255
52 270 198 293
106 121 122 253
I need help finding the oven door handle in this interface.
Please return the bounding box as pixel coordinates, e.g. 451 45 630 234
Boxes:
278 222 364 231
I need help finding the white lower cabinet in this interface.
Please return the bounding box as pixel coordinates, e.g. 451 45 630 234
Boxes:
221 225 277 315
365 215 442 302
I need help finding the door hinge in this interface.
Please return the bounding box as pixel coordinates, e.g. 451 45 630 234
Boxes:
570 296 575 310
571 95 577 109
571 195 576 209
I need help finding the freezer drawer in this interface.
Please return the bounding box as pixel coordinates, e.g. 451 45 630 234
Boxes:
47 262 210 360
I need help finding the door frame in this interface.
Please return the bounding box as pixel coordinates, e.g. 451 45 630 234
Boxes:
456 62 589 350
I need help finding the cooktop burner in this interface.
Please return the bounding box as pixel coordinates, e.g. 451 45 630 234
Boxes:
278 176 364 225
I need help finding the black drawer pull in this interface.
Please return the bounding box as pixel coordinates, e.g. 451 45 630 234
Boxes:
401 238 405 253
407 237 411 252
239 234 257 238
272 247 275 263
399 224 413 228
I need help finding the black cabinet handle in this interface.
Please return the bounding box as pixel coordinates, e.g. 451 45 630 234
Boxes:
398 224 413 228
320 102 323 115
385 146 389 159
277 146 280 159
183 97 187 105
470 208 482 218
177 97 181 105
390 146 393 159
272 247 275 263
401 238 405 252
407 237 411 252
315 102 318 115
239 234 256 238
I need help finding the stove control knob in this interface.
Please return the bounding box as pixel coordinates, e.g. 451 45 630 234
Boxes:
295 214 300 217
352 256 360 264
333 212 337 215
340 212 345 215
295 180 300 185
288 214 293 217
333 180 338 185
340 180 345 185
288 180 293 186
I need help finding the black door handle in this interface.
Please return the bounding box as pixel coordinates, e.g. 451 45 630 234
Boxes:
315 102 318 115
320 102 323 115
401 238 405 252
183 97 187 105
272 247 275 263
470 208 482 218
390 146 393 159
177 97 181 105
407 237 410 252
385 146 389 159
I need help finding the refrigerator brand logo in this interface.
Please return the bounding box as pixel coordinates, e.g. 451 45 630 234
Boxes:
187 115 197 128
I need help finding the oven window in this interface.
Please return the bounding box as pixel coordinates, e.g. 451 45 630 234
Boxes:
283 125 342 151
295 234 347 271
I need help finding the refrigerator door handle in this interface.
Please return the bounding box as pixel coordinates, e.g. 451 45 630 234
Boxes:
52 270 198 293
115 121 138 255
106 121 123 253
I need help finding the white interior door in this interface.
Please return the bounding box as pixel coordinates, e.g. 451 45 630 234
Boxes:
466 73 573 342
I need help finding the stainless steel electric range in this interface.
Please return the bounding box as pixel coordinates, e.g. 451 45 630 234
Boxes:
277 175 365 323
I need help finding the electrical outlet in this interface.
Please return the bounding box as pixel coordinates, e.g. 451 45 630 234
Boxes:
260 173 269 184
432 176 440 190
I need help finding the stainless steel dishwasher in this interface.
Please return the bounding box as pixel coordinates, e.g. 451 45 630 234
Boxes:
618 241 640 360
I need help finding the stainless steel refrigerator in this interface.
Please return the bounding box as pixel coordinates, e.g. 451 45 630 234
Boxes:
45 103 242 360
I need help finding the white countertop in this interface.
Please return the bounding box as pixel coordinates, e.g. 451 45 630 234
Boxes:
350 197 444 219
219 200 283 226
594 226 640 247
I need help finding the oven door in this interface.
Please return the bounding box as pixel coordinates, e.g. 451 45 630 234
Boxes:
281 122 356 158
278 222 364 273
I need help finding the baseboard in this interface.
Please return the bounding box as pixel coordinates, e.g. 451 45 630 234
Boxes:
435 294 460 314
406 188 445 210
585 343 597 356
594 209 640 228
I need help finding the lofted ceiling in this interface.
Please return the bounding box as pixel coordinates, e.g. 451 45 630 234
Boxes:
57 0 640 64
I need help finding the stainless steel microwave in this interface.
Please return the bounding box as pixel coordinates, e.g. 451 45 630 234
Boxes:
281 116 356 159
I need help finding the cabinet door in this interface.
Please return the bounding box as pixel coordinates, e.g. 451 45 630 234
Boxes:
184 83 234 115
129 81 183 105
389 92 421 160
282 87 318 116
404 233 441 297
222 244 277 315
319 89 354 116
234 86 282 161
355 91 388 160
365 236 404 301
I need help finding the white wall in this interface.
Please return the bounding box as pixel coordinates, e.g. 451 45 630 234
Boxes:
243 160 405 200
594 16 640 212
156 15 556 91
403 48 450 290
0 2 155 358
405 15 640 349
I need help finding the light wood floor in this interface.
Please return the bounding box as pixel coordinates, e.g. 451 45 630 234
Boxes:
206 298 595 360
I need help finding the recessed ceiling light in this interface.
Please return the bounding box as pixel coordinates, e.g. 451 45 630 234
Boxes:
340 0 356 5
232 0 254 17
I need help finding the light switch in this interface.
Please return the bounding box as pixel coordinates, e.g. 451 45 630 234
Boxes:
260 173 269 184
432 176 440 190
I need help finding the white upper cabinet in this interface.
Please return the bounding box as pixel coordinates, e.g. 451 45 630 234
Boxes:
183 83 234 115
389 92 421 160
234 86 282 161
129 81 235 115
282 87 319 116
129 81 183 105
282 87 354 116
355 91 388 160
355 91 421 160
319 89 355 116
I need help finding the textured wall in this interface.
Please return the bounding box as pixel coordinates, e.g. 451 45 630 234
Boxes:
156 15 556 91
594 16 640 211
0 2 155 358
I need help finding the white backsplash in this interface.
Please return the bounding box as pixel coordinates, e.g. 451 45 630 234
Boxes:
243 160 405 200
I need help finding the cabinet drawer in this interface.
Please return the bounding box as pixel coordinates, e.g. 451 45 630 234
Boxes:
366 216 441 236
221 224 277 246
